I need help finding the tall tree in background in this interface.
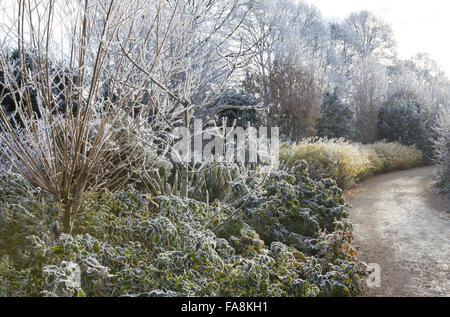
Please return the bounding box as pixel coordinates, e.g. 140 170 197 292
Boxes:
258 61 321 140
343 10 397 64
241 0 326 101
350 59 388 143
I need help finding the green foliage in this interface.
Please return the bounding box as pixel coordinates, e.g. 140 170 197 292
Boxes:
192 165 238 203
317 91 356 140
0 175 58 258
143 164 179 197
378 94 437 163
242 168 349 248
0 163 362 297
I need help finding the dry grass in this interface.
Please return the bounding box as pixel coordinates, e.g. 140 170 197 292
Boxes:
366 142 423 173
280 138 423 189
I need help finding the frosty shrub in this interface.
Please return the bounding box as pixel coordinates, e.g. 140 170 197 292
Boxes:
0 162 362 297
211 90 262 129
378 93 436 163
0 0 251 233
317 91 356 140
231 163 351 256
0 49 73 129
141 159 268 207
433 108 450 195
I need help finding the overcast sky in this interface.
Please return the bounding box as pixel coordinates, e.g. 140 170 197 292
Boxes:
303 0 450 76
1 0 449 76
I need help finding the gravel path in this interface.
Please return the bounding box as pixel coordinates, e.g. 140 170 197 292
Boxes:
346 166 450 297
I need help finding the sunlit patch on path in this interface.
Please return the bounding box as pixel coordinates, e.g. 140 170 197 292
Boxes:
346 166 450 297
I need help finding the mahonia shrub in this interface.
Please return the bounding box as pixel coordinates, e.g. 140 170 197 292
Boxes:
0 161 362 297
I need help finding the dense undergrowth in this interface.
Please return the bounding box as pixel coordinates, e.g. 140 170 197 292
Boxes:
0 0 444 300
0 161 362 297
280 139 423 189
0 138 425 297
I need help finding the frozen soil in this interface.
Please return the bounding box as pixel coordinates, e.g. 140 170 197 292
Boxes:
346 166 449 297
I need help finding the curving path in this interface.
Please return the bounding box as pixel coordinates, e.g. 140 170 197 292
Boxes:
346 166 450 297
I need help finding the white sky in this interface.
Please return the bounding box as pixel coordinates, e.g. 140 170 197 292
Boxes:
304 0 450 76
1 0 449 76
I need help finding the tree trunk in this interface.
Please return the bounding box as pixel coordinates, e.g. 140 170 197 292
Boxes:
63 202 73 234
180 164 188 198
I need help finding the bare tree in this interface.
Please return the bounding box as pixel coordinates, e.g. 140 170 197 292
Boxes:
0 0 250 233
241 0 326 100
245 60 321 141
388 54 450 114
350 59 388 143
343 10 396 64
